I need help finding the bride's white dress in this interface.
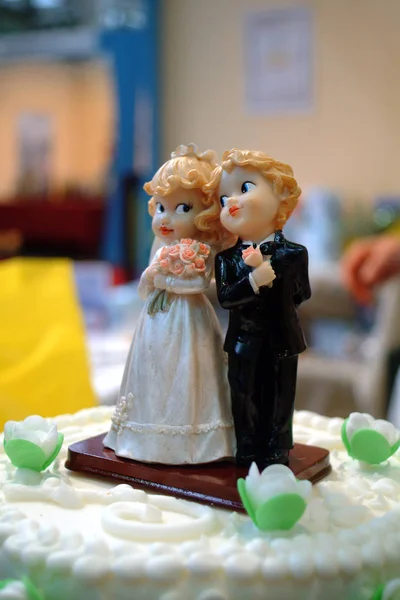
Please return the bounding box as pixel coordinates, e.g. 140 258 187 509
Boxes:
103 246 235 464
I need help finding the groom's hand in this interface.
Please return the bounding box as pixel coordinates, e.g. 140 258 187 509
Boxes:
252 261 276 288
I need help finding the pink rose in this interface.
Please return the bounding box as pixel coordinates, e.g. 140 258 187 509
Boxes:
180 246 197 263
171 260 185 275
159 258 171 273
198 243 210 256
194 257 206 272
180 238 194 245
169 244 180 259
184 263 197 275
242 245 263 268
159 246 170 260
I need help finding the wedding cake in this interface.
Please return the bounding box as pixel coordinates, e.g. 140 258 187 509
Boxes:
0 406 399 600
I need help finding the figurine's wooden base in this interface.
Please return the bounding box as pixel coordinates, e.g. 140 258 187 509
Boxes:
66 434 331 512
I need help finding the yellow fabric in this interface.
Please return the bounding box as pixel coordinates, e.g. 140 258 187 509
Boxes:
0 258 96 428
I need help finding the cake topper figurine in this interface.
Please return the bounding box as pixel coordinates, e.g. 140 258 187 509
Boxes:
103 144 235 464
210 149 311 467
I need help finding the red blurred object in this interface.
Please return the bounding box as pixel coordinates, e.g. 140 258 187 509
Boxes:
112 266 130 285
0 196 104 258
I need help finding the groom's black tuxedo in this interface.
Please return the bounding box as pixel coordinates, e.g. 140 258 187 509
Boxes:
215 230 311 465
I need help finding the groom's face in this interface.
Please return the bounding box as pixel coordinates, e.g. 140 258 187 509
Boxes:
219 166 281 242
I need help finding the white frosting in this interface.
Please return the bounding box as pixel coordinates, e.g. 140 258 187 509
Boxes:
346 412 400 446
0 406 399 599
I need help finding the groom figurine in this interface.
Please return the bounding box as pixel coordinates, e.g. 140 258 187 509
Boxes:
211 149 311 468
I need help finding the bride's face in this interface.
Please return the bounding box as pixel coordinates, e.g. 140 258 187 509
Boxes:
152 188 205 243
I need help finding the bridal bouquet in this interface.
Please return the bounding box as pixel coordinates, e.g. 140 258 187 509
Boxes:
147 239 211 315
149 238 210 279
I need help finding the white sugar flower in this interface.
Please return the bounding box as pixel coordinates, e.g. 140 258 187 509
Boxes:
3 415 64 472
380 578 400 600
4 416 59 459
245 463 312 506
238 463 312 531
346 413 399 446
342 413 400 465
0 581 29 599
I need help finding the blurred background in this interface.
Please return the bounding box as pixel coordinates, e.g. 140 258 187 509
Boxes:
0 0 400 426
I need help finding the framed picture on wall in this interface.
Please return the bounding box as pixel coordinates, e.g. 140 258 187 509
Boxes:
17 112 53 197
244 6 313 113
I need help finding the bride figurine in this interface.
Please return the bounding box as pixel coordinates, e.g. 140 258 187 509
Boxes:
103 144 236 464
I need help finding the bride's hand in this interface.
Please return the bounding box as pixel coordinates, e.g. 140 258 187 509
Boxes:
154 273 167 290
145 264 158 283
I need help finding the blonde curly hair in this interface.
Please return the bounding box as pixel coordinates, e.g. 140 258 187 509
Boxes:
207 148 301 229
144 144 230 246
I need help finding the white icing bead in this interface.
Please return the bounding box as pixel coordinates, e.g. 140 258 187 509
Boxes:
314 552 339 578
0 523 18 542
215 540 242 558
150 542 178 557
107 484 148 503
314 533 337 551
146 555 185 582
16 519 39 536
306 497 326 513
37 523 59 545
21 546 51 567
262 556 289 580
384 535 400 562
0 507 25 523
186 552 221 575
14 468 43 486
73 556 110 583
368 495 389 511
337 548 362 575
270 538 292 555
292 432 310 444
327 418 344 435
289 553 314 580
113 543 145 558
361 542 384 568
61 531 84 550
198 590 228 600
224 553 260 579
244 539 271 555
180 540 209 555
307 436 339 450
159 592 183 600
292 534 314 551
294 411 317 426
330 506 369 528
84 537 111 557
318 481 343 498
112 555 147 580
323 493 352 510
46 550 78 574
311 415 331 430
371 478 400 495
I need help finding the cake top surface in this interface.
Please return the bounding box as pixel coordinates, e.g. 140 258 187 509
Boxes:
0 407 400 593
